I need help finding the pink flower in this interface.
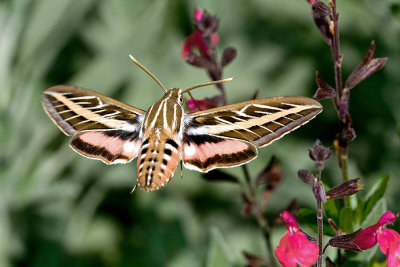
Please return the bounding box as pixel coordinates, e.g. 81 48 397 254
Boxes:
181 31 218 59
187 98 216 112
194 7 203 21
378 229 400 267
274 211 318 267
354 211 400 267
181 8 219 59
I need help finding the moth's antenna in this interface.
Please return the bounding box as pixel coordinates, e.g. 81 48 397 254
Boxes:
129 55 167 92
182 78 234 94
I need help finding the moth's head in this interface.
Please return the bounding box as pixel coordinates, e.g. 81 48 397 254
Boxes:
163 88 183 104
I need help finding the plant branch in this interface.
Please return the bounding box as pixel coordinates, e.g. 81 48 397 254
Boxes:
316 168 324 267
330 0 350 193
330 0 343 100
254 210 276 267
241 164 275 266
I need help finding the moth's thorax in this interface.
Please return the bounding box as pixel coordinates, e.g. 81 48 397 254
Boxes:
143 88 184 133
162 88 183 102
138 88 184 191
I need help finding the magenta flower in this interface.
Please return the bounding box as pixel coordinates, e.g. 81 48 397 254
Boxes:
274 211 318 267
194 7 203 21
354 211 400 267
181 7 219 59
187 98 216 112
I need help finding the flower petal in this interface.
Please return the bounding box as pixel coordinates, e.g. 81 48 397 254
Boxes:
187 98 216 112
281 211 299 233
378 212 398 227
377 229 400 267
194 7 203 21
181 32 208 58
181 31 219 60
274 233 299 267
274 231 318 267
354 211 398 250
290 232 319 267
353 224 379 250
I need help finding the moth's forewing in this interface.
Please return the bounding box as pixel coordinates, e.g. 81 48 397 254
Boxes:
182 96 322 171
42 85 145 164
42 85 145 135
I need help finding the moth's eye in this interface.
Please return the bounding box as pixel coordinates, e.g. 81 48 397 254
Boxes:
178 96 183 103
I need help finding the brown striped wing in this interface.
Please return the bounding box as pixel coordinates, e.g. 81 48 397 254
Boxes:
42 85 146 164
42 85 145 135
182 96 322 172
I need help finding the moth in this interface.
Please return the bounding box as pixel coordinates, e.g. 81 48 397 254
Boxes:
42 55 322 192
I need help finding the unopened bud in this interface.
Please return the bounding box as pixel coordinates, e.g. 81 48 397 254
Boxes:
221 47 237 67
312 1 331 17
298 169 315 184
327 229 362 251
326 178 362 200
309 139 331 162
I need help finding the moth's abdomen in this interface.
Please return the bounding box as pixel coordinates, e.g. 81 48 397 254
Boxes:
137 131 181 191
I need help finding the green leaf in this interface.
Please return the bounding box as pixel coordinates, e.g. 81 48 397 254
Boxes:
339 207 354 233
364 174 390 220
206 227 234 267
354 198 365 229
298 208 317 232
361 198 387 228
365 255 377 267
324 199 339 222
391 4 400 22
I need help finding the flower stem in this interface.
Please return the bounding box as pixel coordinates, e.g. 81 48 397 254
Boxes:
316 168 324 267
331 0 343 99
242 165 251 190
330 0 351 206
254 211 276 267
241 165 275 266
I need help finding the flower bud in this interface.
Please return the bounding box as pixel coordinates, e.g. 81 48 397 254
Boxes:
221 47 237 67
328 229 362 251
309 139 331 162
298 169 315 184
312 1 331 17
326 178 362 200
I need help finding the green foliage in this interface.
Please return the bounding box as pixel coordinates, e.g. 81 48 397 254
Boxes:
363 174 390 223
206 227 235 267
298 208 337 236
0 0 399 266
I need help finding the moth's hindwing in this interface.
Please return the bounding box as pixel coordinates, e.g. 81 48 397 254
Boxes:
70 130 142 165
182 96 322 171
182 133 257 172
42 86 145 164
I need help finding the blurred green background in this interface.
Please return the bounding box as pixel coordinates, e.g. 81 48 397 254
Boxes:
0 0 399 266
